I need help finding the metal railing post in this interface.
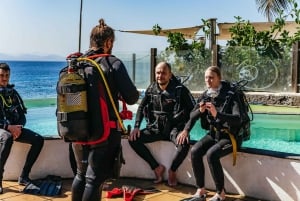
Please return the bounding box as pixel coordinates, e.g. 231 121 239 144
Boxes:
150 48 157 83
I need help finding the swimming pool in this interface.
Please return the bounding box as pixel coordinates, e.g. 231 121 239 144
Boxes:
25 106 300 155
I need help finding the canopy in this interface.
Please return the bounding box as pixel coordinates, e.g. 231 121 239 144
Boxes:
119 21 300 41
217 21 300 40
119 25 203 39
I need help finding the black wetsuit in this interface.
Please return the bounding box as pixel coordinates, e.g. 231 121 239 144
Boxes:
71 51 139 201
129 77 195 171
0 85 44 182
183 81 241 194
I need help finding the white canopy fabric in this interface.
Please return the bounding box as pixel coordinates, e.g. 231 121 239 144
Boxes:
119 25 203 39
217 21 300 40
119 21 299 41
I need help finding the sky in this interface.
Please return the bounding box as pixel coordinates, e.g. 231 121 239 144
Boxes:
0 0 295 59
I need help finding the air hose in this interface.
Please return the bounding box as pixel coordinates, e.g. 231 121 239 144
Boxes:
76 57 127 134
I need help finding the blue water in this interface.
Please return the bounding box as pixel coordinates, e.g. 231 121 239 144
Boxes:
1 60 300 154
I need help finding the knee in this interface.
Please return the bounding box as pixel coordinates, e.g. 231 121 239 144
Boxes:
0 132 13 145
33 135 44 148
191 145 204 158
128 138 139 148
176 143 190 153
206 149 220 162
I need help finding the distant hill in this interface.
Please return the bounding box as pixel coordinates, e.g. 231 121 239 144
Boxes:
0 53 65 61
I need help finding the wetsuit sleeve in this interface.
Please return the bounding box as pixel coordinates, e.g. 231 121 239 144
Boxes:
181 86 196 121
133 86 151 128
183 99 201 132
14 90 26 126
216 98 241 128
111 59 139 105
0 108 6 130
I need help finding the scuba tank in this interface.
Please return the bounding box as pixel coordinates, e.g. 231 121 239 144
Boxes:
56 58 89 141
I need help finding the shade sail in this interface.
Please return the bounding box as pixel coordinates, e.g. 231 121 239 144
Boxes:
119 21 299 41
217 21 300 40
119 25 203 39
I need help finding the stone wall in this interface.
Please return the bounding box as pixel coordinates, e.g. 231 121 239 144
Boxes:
192 91 300 106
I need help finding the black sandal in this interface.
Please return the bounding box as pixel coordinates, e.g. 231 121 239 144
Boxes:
180 194 206 201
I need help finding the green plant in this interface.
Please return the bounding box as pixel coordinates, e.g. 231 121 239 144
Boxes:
228 0 300 59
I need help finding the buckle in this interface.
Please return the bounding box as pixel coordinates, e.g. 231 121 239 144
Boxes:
58 112 68 122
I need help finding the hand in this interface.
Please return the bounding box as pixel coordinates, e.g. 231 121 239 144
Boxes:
128 127 140 141
7 125 23 140
199 101 206 113
205 102 217 118
176 130 189 145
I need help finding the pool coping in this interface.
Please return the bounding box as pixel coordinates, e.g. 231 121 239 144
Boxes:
189 139 300 160
239 147 300 160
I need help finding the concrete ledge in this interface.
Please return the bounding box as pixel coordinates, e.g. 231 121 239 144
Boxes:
4 139 74 180
3 138 300 201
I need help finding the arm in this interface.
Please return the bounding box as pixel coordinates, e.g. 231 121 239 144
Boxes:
14 90 26 126
112 59 139 105
180 86 196 121
129 86 151 141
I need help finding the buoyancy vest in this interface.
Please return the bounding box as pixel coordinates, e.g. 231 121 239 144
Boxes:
0 85 27 127
143 77 187 135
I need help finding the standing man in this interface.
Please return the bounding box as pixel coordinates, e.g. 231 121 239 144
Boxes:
0 63 44 194
129 62 195 186
70 18 139 201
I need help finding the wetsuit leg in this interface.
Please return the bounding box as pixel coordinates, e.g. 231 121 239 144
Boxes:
72 130 121 201
69 143 77 176
0 130 13 181
71 144 88 201
169 127 190 171
128 128 165 170
190 134 215 188
206 138 232 194
15 128 44 178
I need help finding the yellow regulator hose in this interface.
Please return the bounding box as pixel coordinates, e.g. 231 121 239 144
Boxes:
77 57 127 134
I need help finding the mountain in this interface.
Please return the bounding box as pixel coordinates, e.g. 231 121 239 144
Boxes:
0 53 65 61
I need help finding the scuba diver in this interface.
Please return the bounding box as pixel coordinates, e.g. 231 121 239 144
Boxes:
128 61 195 186
70 19 139 201
0 63 44 194
178 66 242 201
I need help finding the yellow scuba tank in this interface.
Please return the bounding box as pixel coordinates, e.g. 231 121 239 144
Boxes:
57 70 87 113
56 59 89 141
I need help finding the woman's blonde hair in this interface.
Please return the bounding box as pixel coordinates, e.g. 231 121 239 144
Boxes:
206 66 221 79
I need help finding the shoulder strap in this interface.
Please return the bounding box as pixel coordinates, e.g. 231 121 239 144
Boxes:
174 85 182 113
14 89 27 114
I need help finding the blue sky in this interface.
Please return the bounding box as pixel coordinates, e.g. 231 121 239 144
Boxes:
0 0 292 59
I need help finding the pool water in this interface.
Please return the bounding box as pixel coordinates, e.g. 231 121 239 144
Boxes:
25 107 300 155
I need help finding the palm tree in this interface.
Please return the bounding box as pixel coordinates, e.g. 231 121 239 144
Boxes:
255 0 292 21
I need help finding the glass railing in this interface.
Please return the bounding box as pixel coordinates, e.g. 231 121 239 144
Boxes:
115 46 295 92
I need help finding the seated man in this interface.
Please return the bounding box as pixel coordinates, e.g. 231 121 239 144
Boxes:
0 63 44 194
128 62 195 186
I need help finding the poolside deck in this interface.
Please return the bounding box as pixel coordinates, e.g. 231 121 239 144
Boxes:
0 177 264 201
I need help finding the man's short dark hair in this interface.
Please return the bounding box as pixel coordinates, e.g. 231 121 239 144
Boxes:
0 63 10 71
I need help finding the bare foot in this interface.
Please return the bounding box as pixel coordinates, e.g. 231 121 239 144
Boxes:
168 169 177 186
193 188 207 197
153 165 165 184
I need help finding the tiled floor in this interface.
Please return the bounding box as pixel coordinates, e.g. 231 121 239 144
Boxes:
0 177 265 201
